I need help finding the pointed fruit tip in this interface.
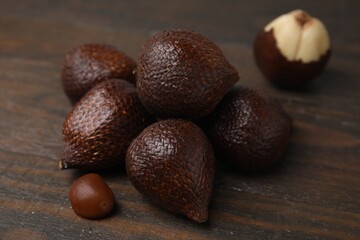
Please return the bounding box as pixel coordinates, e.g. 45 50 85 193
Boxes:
58 160 64 170
186 208 208 223
58 159 69 170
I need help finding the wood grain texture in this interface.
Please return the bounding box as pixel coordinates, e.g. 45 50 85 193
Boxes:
0 0 359 239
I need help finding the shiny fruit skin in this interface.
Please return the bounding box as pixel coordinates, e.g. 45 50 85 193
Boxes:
204 86 292 170
136 30 239 119
126 119 215 223
60 79 155 170
69 173 115 219
62 44 136 104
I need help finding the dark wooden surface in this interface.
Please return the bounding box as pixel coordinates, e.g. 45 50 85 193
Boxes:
1 1 359 239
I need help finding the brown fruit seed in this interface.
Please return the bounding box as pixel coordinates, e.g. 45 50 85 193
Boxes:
59 79 155 170
69 173 115 219
204 86 292 170
61 44 136 104
254 10 331 87
136 30 239 119
126 119 215 223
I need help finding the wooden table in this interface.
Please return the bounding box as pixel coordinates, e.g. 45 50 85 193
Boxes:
1 1 359 239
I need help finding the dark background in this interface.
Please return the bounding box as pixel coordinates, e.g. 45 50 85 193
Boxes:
0 1 359 239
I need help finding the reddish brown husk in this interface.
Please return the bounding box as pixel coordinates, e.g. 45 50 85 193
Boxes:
59 79 155 170
61 44 136 104
136 30 239 119
203 86 292 170
254 30 331 88
126 119 215 223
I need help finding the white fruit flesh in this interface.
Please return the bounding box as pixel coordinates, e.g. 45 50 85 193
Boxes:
265 9 330 63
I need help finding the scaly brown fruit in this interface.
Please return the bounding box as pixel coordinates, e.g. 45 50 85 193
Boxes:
61 44 136 104
126 119 215 223
204 86 292 170
136 30 239 119
59 79 155 170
